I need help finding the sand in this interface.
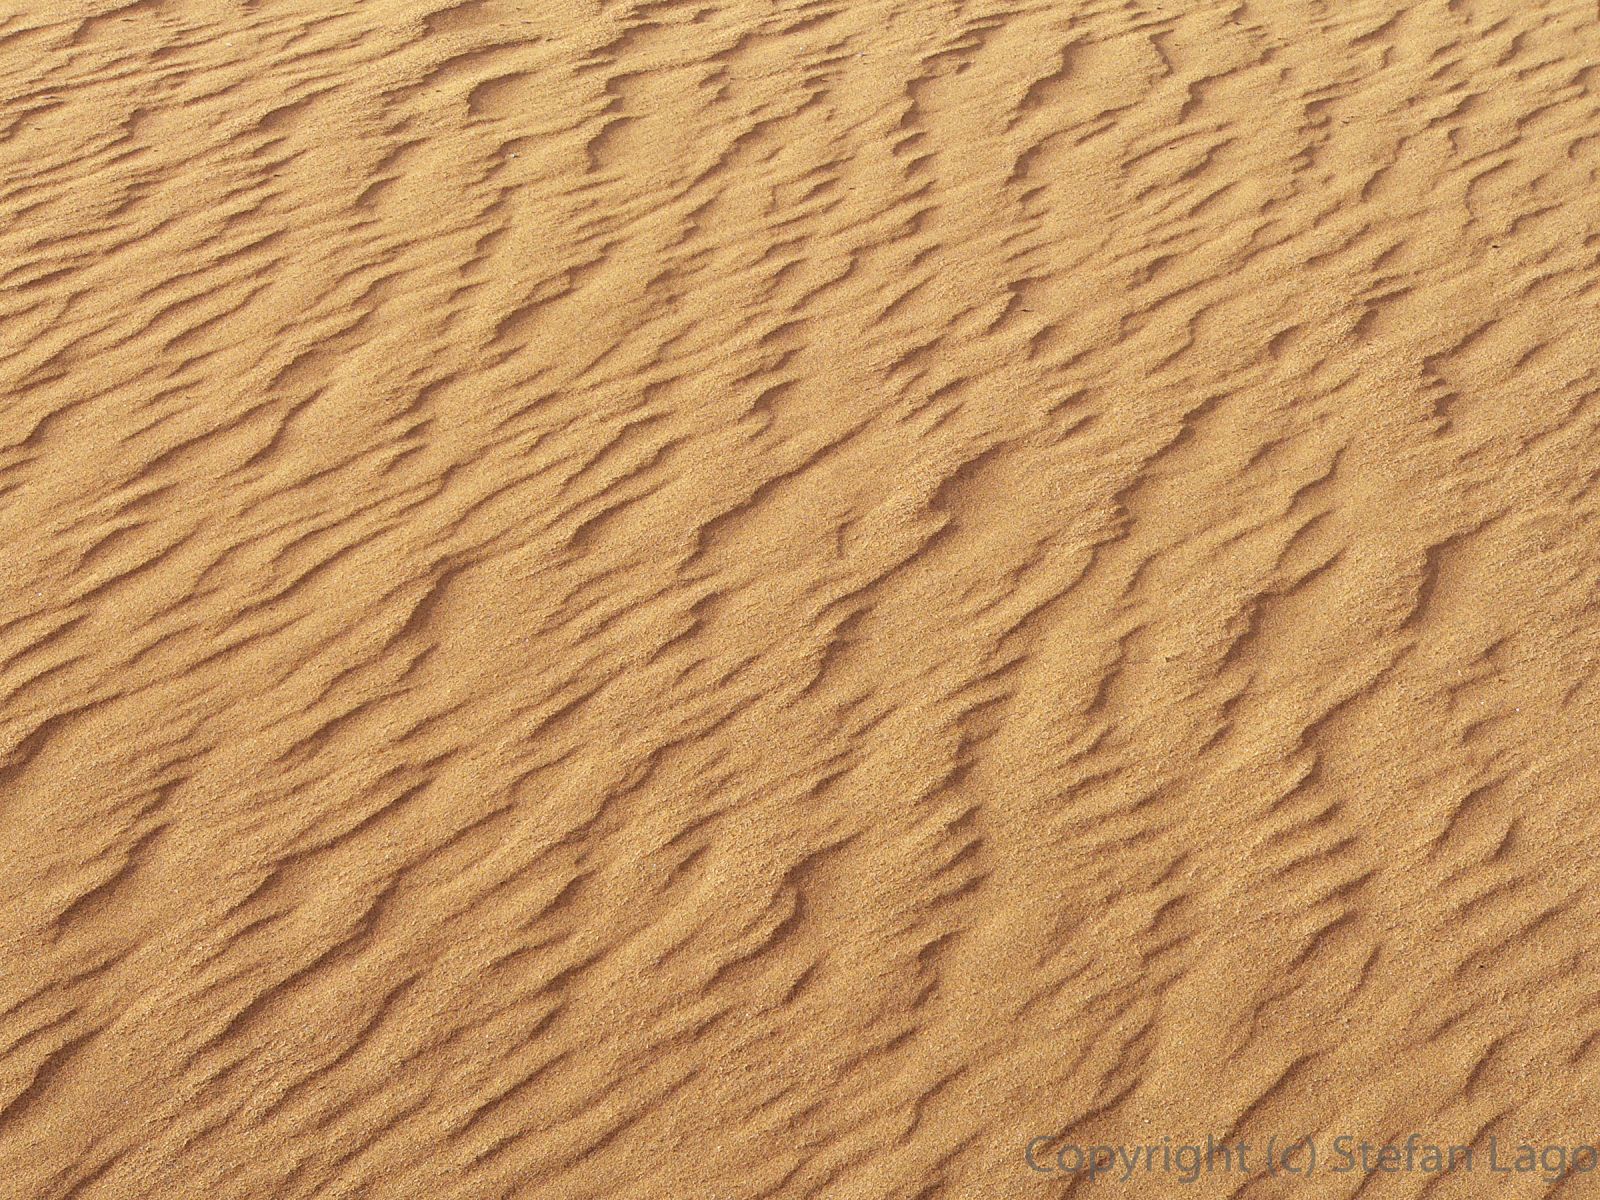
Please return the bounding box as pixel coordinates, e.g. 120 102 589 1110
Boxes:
4 0 1600 1196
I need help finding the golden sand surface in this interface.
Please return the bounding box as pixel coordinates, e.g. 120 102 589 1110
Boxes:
5 0 1600 1196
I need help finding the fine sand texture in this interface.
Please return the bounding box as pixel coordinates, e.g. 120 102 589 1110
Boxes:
6 1 1600 1197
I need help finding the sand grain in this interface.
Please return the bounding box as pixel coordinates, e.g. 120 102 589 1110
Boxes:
4 0 1600 1196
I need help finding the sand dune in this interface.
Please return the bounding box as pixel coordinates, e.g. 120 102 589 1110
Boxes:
4 0 1600 1195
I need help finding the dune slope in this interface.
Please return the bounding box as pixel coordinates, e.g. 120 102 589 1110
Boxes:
5 0 1600 1196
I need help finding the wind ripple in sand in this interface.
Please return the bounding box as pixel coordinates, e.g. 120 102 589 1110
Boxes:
4 0 1600 1196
